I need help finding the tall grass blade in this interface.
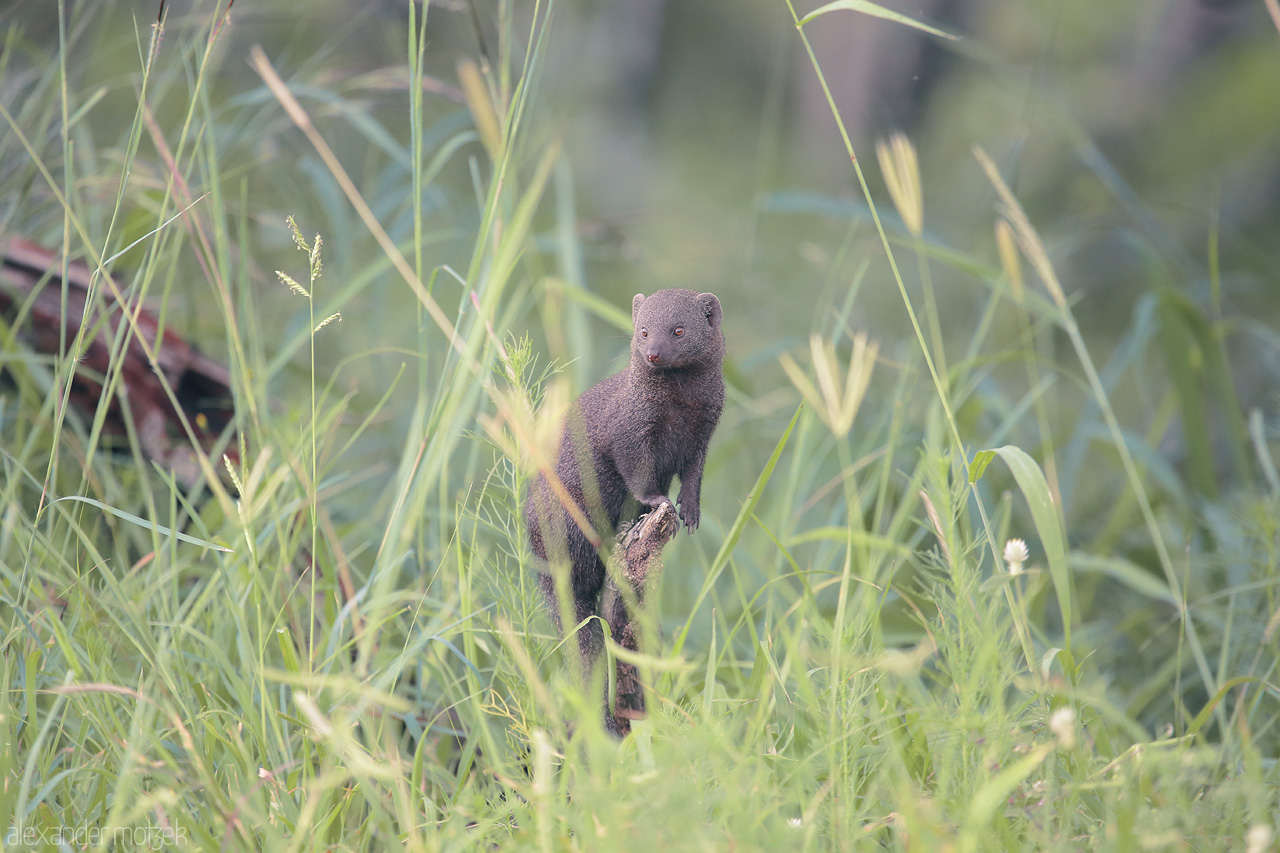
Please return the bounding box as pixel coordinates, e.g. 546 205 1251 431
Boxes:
51 496 232 552
799 0 959 41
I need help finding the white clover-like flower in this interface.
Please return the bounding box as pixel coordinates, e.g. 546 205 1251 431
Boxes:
1246 823 1274 853
1004 538 1030 575
1049 706 1077 749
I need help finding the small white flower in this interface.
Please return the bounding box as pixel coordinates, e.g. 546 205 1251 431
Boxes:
1246 823 1273 853
1004 538 1030 575
1049 706 1077 749
788 817 803 828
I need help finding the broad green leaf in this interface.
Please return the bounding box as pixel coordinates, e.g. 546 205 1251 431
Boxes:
1070 553 1176 606
1039 647 1063 680
968 449 996 484
53 496 233 552
990 445 1073 679
275 627 302 674
1186 676 1269 738
800 0 959 41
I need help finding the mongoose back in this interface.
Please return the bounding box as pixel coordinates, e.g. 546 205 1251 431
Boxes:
525 288 725 727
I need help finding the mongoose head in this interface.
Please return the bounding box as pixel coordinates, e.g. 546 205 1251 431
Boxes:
631 288 723 370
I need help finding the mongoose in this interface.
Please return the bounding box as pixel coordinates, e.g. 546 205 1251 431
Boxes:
525 288 725 729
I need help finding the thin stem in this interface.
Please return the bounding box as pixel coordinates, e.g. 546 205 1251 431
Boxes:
309 281 318 669
914 235 949 394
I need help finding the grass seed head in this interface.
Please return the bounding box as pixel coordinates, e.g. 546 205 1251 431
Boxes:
276 270 309 298
876 132 924 238
779 333 878 438
313 312 342 333
995 218 1024 304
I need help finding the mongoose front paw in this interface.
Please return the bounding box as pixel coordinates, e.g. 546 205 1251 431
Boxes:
678 497 700 531
641 495 674 513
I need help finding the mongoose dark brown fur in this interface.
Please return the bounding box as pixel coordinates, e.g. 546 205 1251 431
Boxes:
525 288 724 731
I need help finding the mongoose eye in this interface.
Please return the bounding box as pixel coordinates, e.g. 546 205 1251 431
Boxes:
674 327 684 337
641 328 648 337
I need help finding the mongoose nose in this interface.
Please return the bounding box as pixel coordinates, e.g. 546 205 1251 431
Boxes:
647 352 660 363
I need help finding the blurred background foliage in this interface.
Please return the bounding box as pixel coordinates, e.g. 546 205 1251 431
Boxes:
4 0 1280 703
2 0 1280 842
7 0 1277 372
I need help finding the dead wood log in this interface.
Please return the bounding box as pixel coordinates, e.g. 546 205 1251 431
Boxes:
0 237 236 487
601 500 679 735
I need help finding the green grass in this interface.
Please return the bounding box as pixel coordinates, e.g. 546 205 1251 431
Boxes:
2 1 1279 850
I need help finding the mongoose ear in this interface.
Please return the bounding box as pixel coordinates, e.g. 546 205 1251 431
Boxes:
632 293 645 323
697 293 723 329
